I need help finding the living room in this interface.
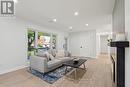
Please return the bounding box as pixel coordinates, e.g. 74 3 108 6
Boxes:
0 0 130 87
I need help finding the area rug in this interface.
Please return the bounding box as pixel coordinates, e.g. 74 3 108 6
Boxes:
28 66 72 84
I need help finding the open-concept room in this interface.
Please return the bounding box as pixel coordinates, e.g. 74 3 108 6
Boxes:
0 0 130 87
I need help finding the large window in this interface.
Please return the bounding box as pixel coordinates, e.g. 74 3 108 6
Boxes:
27 29 57 58
38 32 51 50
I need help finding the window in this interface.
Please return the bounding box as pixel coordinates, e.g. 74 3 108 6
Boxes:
27 29 35 58
27 29 57 58
38 32 51 50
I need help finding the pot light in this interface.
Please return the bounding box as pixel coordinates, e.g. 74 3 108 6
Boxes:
53 19 57 22
85 24 89 26
69 26 73 29
74 12 79 16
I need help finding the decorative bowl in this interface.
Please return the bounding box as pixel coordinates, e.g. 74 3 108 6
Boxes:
73 58 79 64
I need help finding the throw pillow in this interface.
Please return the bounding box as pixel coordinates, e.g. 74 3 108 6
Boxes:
48 49 57 57
44 52 50 61
49 54 55 60
56 50 65 58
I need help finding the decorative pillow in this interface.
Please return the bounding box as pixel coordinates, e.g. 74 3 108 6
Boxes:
51 49 57 57
56 50 65 58
44 52 50 61
48 49 57 57
36 50 55 61
37 51 50 62
49 54 55 60
65 51 71 57
68 52 71 57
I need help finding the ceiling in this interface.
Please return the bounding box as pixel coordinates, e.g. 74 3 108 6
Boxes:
16 0 115 32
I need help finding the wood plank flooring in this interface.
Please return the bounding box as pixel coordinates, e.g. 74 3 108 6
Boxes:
0 54 114 87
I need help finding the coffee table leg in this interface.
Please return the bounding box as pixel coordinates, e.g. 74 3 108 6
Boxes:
75 68 77 79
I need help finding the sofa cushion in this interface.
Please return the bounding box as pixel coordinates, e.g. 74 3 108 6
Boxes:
47 59 62 69
57 57 72 62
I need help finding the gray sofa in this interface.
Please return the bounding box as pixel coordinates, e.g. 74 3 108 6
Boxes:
30 50 72 73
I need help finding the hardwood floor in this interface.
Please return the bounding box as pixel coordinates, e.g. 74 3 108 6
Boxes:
0 55 114 87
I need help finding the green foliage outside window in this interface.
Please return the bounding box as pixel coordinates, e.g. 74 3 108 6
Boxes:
27 29 35 58
27 29 57 58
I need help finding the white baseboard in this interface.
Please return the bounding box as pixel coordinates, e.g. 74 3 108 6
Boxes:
0 65 28 75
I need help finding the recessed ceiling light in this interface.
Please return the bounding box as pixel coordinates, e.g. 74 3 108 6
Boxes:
85 24 89 26
69 26 73 29
13 0 18 3
74 12 79 16
53 19 57 22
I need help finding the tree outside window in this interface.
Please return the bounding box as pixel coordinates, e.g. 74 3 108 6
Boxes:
27 29 57 59
38 32 51 50
28 29 35 58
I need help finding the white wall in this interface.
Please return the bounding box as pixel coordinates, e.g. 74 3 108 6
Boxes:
0 18 27 74
0 17 68 74
69 30 96 58
112 0 125 35
125 0 130 86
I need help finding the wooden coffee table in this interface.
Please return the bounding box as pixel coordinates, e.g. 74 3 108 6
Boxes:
63 59 87 79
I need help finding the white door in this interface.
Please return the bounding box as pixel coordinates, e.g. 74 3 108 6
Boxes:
79 31 96 57
69 34 80 56
100 35 108 54
69 31 96 57
79 36 88 57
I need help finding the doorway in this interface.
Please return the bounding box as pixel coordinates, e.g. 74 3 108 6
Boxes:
100 35 108 54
